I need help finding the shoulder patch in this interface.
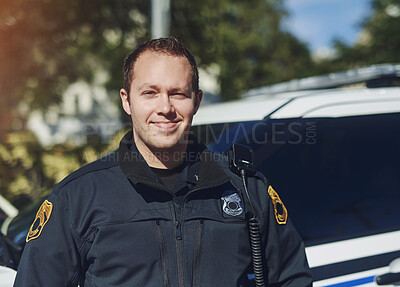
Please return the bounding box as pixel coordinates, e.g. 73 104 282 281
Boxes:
268 186 287 225
26 200 53 242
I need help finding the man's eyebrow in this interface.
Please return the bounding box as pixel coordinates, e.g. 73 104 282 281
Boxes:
169 87 190 93
136 84 191 93
137 84 158 91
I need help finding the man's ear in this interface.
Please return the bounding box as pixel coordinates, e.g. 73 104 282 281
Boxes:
194 90 203 115
120 89 132 115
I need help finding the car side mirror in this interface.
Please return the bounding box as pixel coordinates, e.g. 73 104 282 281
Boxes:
375 258 400 285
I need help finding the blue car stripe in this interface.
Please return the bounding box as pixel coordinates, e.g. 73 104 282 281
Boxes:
311 250 400 281
322 276 375 287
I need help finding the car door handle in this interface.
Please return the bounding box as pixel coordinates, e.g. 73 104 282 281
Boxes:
375 272 400 285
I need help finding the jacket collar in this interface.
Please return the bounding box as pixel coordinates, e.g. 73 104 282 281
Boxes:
117 131 230 191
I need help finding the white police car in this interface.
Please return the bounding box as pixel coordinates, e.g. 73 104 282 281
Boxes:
192 64 400 286
0 266 16 287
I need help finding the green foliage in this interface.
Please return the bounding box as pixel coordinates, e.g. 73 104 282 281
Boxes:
171 0 314 100
2 0 397 107
323 0 400 70
0 132 47 203
0 129 128 206
0 0 315 109
0 132 102 204
0 0 149 110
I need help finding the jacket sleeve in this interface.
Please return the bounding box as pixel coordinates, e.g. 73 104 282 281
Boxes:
14 191 84 287
259 183 313 286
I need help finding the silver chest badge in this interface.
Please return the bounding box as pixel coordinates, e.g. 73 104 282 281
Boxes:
221 193 243 216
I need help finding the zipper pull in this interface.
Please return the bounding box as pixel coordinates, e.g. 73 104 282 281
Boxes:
176 221 182 240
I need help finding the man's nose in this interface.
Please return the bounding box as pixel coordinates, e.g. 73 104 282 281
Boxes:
156 93 175 115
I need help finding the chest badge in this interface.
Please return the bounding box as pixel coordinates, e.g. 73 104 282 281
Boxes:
26 199 53 242
221 193 243 217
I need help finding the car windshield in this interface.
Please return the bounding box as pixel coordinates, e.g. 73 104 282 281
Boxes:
192 112 400 246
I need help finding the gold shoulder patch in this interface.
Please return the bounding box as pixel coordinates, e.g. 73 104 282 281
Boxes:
267 186 287 225
26 200 53 242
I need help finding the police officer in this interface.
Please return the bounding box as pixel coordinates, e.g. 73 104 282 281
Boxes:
14 37 312 286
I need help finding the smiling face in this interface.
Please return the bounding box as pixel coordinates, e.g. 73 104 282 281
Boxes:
120 51 202 163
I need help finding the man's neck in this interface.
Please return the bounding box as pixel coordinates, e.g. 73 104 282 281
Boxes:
134 140 187 169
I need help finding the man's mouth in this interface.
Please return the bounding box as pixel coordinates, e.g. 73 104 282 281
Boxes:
152 121 179 129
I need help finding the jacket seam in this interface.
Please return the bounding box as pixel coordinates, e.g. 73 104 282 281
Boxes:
192 220 204 287
53 192 87 286
80 213 174 241
57 161 118 190
67 239 89 286
155 220 170 287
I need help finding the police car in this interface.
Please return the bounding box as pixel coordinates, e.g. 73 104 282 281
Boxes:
192 64 400 286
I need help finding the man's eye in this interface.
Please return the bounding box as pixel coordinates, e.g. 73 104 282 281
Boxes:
172 93 187 98
143 91 155 95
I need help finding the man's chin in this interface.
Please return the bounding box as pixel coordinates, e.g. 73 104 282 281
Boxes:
148 138 187 152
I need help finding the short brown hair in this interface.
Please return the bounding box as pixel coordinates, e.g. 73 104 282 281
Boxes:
123 37 199 96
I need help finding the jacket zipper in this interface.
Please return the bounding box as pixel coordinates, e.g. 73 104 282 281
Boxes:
172 179 231 287
172 199 185 287
155 220 170 287
192 219 204 287
175 221 182 240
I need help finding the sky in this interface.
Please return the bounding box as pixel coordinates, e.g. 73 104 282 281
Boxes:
283 0 373 57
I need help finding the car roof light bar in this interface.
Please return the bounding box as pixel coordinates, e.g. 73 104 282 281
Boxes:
244 64 400 98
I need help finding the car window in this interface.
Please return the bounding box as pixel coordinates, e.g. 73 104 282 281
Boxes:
258 113 400 245
195 113 400 246
191 121 259 149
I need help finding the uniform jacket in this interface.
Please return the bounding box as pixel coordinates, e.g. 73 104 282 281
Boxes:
14 131 312 287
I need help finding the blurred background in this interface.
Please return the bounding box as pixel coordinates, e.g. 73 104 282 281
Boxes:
0 0 399 208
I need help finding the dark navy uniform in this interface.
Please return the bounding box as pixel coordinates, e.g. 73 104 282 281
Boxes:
14 131 312 286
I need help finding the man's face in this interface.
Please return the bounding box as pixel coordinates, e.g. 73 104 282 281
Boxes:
120 51 202 154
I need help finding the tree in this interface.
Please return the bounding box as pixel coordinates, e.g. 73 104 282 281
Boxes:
171 0 315 101
0 131 85 203
327 0 400 69
0 0 149 113
0 0 315 110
